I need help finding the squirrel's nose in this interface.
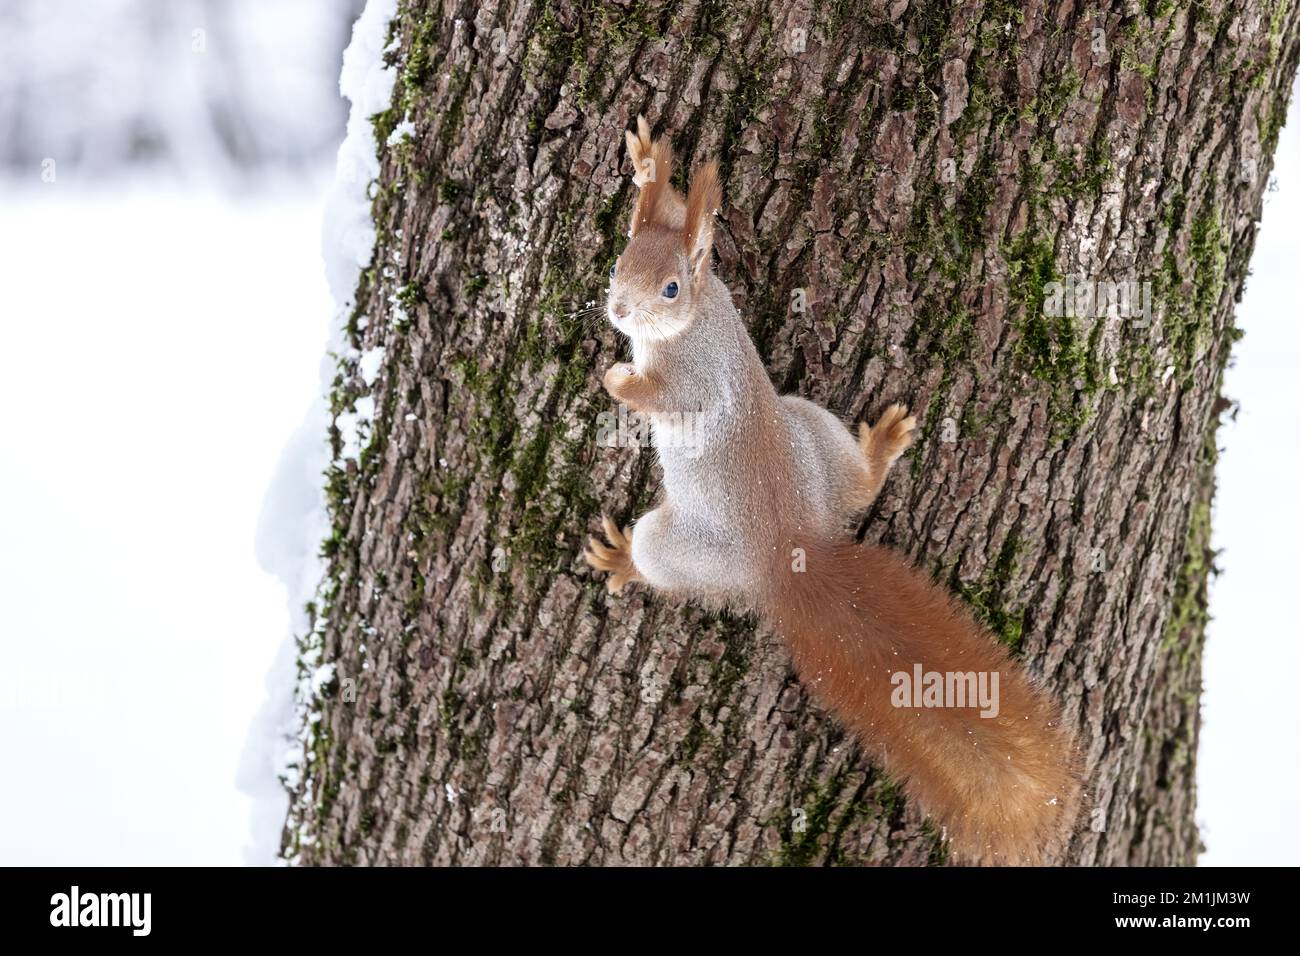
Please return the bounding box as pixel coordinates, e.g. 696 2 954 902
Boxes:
611 302 629 319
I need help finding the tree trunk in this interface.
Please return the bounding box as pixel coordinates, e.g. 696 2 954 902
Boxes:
282 0 1300 865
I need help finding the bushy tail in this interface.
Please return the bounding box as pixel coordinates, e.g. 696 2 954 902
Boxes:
762 536 1081 864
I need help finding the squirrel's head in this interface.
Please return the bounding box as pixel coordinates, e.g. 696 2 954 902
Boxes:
607 116 721 343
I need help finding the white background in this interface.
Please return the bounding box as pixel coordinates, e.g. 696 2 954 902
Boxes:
0 179 332 863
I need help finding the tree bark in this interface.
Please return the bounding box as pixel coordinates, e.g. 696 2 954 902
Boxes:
282 0 1300 865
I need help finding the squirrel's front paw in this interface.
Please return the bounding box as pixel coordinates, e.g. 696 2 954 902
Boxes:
862 403 919 465
584 516 644 595
602 362 638 402
603 362 661 412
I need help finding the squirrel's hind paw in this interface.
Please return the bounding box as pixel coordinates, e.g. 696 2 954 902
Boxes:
584 516 644 595
859 403 918 466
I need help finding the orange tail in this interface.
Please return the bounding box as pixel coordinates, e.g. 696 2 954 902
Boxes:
763 537 1081 864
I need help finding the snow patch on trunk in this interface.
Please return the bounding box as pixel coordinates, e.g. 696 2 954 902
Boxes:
239 0 398 867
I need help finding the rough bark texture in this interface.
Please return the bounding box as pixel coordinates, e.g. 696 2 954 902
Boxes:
283 0 1299 865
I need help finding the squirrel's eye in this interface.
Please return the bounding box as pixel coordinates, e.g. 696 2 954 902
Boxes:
662 281 679 299
609 263 617 279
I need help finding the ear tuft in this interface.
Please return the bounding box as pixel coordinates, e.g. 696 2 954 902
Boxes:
624 115 677 235
682 160 722 283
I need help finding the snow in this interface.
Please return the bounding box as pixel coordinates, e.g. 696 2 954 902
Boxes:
0 179 332 865
386 119 416 146
322 0 398 309
335 394 377 462
240 0 399 865
359 346 387 385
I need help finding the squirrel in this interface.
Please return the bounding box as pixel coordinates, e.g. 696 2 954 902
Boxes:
584 116 1081 865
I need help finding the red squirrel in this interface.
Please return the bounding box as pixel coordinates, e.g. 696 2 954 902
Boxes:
585 117 1081 865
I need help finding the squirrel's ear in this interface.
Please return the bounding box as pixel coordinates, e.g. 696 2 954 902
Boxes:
683 160 721 284
625 115 674 236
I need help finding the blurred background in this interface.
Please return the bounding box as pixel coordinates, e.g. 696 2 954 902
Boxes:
0 0 360 178
0 0 1294 866
0 0 362 865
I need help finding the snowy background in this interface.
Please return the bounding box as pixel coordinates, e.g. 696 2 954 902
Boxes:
0 0 1295 866
0 0 362 865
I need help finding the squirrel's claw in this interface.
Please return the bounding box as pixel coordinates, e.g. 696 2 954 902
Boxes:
600 515 629 549
583 517 643 595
